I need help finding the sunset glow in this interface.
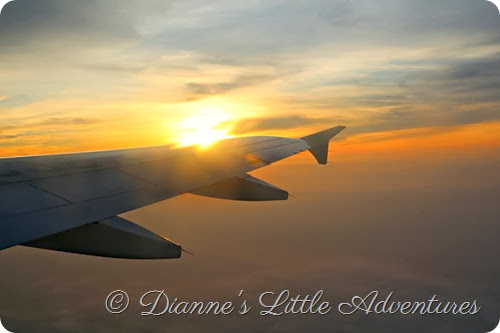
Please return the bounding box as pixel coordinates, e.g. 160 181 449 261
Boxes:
0 0 499 159
174 110 233 148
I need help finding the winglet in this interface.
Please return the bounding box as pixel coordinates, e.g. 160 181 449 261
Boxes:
300 126 346 164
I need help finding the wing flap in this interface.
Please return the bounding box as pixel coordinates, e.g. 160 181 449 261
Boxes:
23 216 181 259
191 175 288 201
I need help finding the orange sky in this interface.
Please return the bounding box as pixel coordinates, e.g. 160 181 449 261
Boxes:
1 119 499 160
333 121 500 158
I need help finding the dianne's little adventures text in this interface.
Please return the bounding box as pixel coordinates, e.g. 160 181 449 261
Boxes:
104 290 481 316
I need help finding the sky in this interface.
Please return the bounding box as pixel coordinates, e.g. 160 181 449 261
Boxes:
0 0 499 155
0 1 499 332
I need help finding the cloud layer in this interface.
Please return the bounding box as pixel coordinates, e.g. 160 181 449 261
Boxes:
0 0 499 151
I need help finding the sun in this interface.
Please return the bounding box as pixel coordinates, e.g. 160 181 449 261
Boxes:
175 110 232 148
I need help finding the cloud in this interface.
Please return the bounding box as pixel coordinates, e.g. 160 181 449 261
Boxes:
38 117 99 126
0 117 103 152
79 63 148 73
0 117 100 137
226 115 335 135
399 54 500 102
0 94 49 107
185 74 275 99
0 0 499 153
0 1 133 61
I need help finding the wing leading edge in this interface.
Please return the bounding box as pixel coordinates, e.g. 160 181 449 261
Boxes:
0 126 345 259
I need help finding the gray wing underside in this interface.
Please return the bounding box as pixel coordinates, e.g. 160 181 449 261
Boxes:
0 126 345 258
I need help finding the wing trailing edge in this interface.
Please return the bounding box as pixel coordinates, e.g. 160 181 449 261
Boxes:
22 216 181 259
191 175 288 201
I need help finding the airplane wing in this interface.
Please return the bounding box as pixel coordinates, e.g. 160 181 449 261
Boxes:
0 126 345 259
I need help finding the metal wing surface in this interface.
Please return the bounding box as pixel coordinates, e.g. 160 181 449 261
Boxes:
0 126 345 259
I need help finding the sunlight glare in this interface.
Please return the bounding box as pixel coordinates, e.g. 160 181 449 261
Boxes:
175 110 232 148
